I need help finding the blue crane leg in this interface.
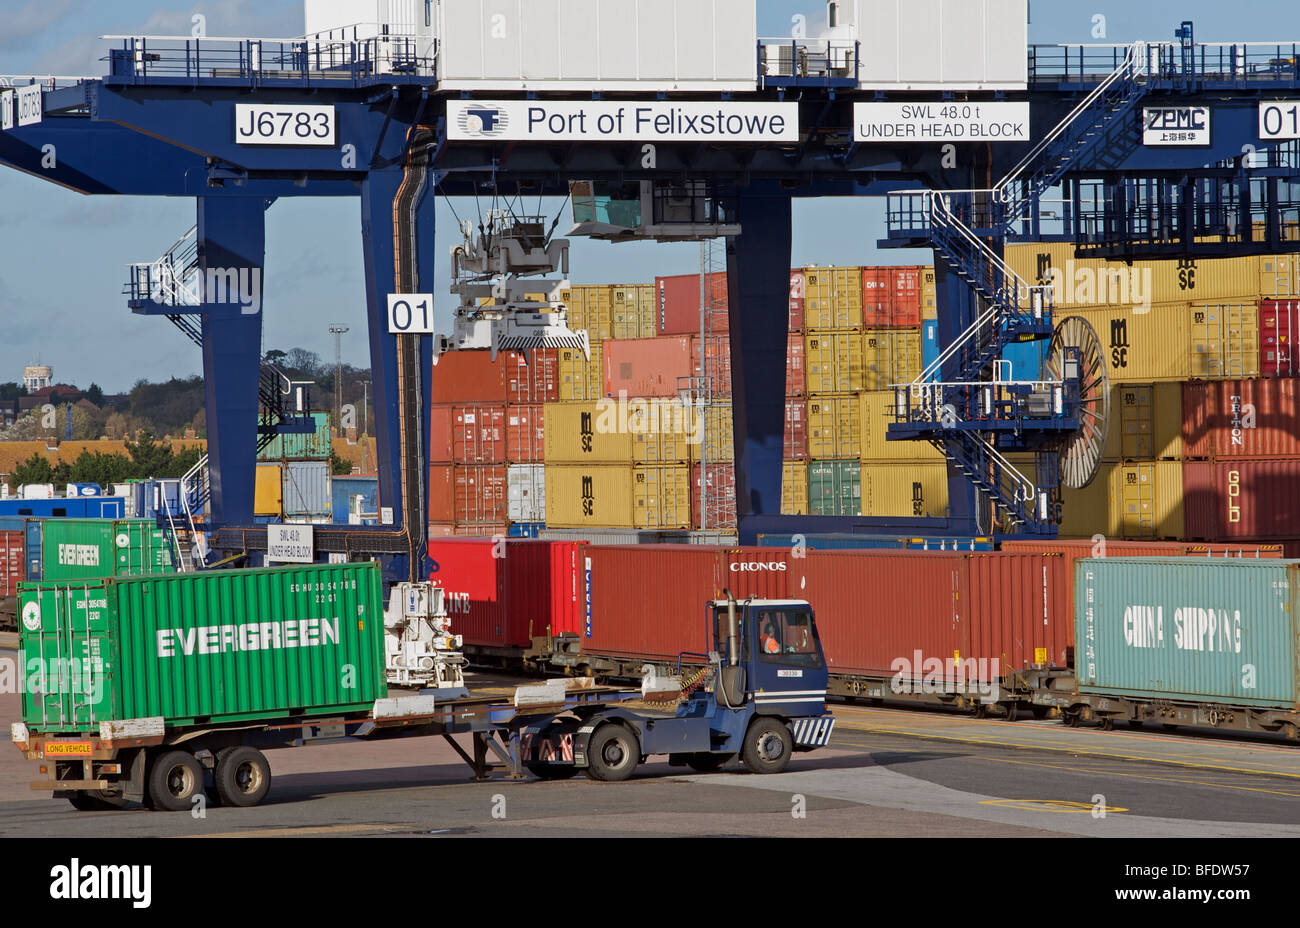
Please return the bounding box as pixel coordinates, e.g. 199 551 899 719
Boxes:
933 256 979 534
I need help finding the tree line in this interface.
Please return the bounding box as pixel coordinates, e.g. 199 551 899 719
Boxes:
8 432 204 488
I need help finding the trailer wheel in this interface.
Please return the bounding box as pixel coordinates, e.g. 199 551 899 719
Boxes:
67 790 126 812
1004 703 1020 723
685 753 734 773
585 725 640 782
214 747 272 808
147 750 205 812
742 719 793 775
1031 706 1050 720
526 763 578 781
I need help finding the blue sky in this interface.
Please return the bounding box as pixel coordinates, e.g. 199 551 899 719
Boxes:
2 1 1299 390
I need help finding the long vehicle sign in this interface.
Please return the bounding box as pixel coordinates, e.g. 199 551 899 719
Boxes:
447 100 799 143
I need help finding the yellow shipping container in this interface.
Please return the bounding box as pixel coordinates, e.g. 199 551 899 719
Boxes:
691 404 735 463
802 266 863 330
1059 461 1184 539
1006 242 1262 308
546 464 691 530
611 284 657 339
782 461 809 515
632 427 696 465
569 285 613 340
1103 383 1183 461
864 329 922 390
861 463 950 519
805 332 865 394
254 463 283 516
859 391 946 463
1259 253 1300 299
921 268 937 321
558 343 603 402
1069 303 1259 382
543 401 632 463
807 394 861 460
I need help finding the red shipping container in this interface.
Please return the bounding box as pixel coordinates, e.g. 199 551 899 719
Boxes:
431 350 508 404
692 463 736 528
505 405 545 463
504 541 587 642
786 333 805 397
455 523 507 538
789 270 805 332
428 523 457 537
429 465 507 524
0 530 23 599
1260 300 1298 377
506 349 560 404
692 334 732 396
861 267 893 327
655 273 729 335
452 405 506 464
722 546 796 602
429 406 454 463
784 398 807 460
429 466 455 523
1183 459 1300 540
889 266 922 327
603 336 694 398
427 539 507 647
1183 380 1300 460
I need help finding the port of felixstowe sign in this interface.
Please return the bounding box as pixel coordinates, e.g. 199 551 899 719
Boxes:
854 102 1030 143
448 100 799 143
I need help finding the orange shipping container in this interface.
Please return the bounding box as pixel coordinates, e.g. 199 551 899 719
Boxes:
504 405 545 463
603 336 694 398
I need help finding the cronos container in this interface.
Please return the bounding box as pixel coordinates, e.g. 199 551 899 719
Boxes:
1182 379 1300 459
19 563 386 733
1073 557 1298 707
1183 460 1300 540
32 518 176 582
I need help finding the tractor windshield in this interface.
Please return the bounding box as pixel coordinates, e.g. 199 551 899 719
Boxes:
753 608 823 669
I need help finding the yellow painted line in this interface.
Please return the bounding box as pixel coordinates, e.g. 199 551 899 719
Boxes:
980 799 1130 814
184 823 409 839
829 719 1300 781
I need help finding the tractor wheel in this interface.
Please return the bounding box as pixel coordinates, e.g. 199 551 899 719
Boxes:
742 719 794 775
585 725 640 782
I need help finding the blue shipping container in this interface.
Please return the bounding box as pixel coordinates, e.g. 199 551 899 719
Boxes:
1002 337 1048 381
332 476 379 525
508 522 545 539
0 498 128 520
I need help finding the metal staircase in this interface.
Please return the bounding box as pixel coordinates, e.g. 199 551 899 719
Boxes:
882 44 1148 533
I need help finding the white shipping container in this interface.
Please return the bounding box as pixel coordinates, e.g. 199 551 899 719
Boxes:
20 484 54 500
839 0 1028 90
283 461 332 517
436 0 757 92
507 464 546 523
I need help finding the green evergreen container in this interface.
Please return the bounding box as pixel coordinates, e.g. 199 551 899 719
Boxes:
19 562 386 733
808 460 861 516
31 518 176 583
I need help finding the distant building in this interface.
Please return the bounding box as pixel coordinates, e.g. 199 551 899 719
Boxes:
23 365 53 393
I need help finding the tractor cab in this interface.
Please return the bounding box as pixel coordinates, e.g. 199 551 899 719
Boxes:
707 596 829 715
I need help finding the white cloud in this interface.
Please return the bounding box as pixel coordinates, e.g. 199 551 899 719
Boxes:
0 0 85 50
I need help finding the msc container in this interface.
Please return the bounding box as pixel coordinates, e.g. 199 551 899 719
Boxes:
505 349 560 404
282 461 331 518
921 268 937 321
654 273 728 336
546 464 692 530
864 328 922 389
611 285 657 339
860 391 946 463
805 331 865 393
30 518 176 583
1105 383 1183 461
544 401 630 463
436 0 758 93
807 395 861 460
0 529 22 599
451 405 506 464
255 463 283 517
1069 303 1260 382
802 267 863 331
693 404 734 462
846 0 1028 91
19 563 386 733
431 350 508 404
558 343 603 402
257 412 332 461
1073 558 1297 708
1259 254 1300 299
1006 242 1263 309
568 286 613 341
504 405 545 463
1182 379 1300 460
507 463 546 524
809 460 861 516
1183 460 1300 540
331 475 379 525
603 336 694 398
781 461 809 515
861 463 950 519
785 398 808 461
692 463 736 529
1060 461 1185 539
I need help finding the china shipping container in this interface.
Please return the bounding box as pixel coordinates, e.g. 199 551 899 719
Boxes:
507 464 546 523
26 518 175 583
282 461 332 518
1182 379 1300 460
785 398 808 461
1060 461 1185 539
19 563 386 733
782 461 809 515
1062 303 1260 382
805 331 865 394
450 405 506 464
807 395 861 460
1183 459 1300 540
1006 243 1264 308
861 463 950 519
859 391 946 463
1105 383 1183 461
504 405 545 463
802 267 863 330
1073 558 1298 708
546 464 692 529
655 273 729 335
603 336 695 398
808 460 861 516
